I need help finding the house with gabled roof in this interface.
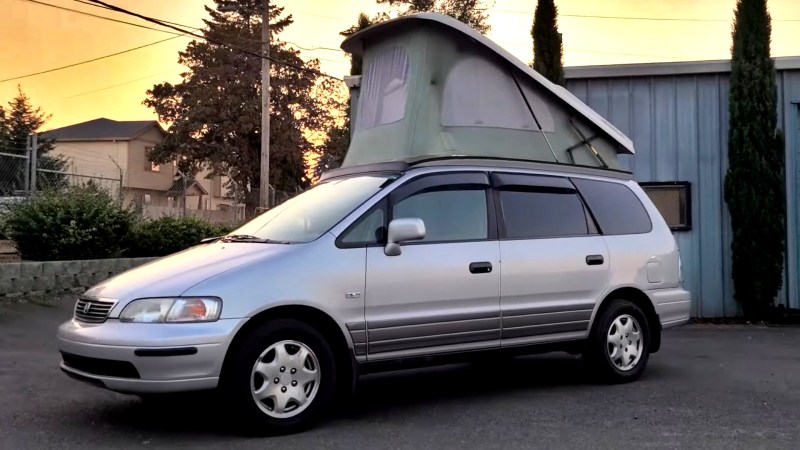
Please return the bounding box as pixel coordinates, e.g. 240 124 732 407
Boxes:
43 118 238 222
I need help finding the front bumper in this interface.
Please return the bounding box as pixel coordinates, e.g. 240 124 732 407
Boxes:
57 317 247 394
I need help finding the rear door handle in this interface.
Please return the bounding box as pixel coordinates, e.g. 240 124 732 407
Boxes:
469 261 493 274
586 255 604 265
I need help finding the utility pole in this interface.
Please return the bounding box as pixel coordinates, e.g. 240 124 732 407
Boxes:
218 0 270 211
260 0 270 210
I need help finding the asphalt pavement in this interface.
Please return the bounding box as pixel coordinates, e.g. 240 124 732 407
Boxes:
1 299 800 449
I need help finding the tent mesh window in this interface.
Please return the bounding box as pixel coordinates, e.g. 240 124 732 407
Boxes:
639 182 692 231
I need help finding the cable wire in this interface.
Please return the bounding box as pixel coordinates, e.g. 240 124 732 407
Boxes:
0 36 181 83
85 0 341 80
25 0 185 35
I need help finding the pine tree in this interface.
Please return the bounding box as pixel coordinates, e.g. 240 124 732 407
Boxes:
723 0 786 319
531 0 564 86
144 1 343 212
0 87 65 195
377 0 491 33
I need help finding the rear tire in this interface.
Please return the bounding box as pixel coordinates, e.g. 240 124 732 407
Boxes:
584 299 650 383
221 319 337 435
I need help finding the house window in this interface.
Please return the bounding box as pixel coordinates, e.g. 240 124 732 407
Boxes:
145 146 160 172
639 182 692 231
143 193 152 206
167 196 175 208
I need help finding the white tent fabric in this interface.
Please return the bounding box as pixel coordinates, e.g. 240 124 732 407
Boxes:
356 46 410 132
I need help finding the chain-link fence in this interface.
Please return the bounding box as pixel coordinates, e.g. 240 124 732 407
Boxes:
0 135 122 200
0 150 30 197
2 134 305 229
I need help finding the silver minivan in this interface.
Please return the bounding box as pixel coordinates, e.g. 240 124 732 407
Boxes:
57 158 690 433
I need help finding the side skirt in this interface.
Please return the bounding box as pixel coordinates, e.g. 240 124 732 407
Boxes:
357 339 586 376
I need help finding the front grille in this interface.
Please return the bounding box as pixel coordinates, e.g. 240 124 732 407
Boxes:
74 298 116 323
61 352 140 379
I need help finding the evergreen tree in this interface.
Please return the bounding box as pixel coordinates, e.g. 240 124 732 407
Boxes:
723 0 786 319
0 87 65 195
377 0 491 33
144 1 343 212
531 0 564 86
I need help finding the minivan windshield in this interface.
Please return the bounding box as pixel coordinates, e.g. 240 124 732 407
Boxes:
226 174 396 243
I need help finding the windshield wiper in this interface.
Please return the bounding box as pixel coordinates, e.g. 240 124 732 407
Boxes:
220 235 291 244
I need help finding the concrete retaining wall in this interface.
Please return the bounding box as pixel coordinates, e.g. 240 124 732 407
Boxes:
0 257 158 299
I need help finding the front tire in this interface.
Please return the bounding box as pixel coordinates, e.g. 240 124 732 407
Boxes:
584 299 650 383
222 319 337 435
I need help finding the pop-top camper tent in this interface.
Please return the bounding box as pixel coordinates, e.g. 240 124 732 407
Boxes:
339 13 634 171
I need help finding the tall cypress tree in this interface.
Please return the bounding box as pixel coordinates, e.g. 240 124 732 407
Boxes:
531 0 564 86
724 0 786 319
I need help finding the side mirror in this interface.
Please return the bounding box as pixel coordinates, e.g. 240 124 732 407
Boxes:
384 218 426 256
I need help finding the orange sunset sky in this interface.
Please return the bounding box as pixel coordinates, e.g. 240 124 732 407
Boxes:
2 0 799 130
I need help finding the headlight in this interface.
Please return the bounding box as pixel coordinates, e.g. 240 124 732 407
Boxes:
119 298 222 323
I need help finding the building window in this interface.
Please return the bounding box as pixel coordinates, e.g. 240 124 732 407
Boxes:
167 196 175 208
143 193 151 206
145 146 160 172
639 182 692 231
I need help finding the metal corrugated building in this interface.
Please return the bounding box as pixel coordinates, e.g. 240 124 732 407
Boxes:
565 57 800 317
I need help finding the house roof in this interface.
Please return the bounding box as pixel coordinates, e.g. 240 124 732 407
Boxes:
42 118 165 142
167 179 209 196
341 12 635 155
564 56 800 80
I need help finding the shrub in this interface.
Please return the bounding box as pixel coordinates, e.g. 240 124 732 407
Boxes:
5 185 135 261
127 216 232 257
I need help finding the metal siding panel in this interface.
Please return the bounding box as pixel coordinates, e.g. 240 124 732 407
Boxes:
696 75 726 317
674 76 703 316
717 75 738 316
630 78 654 180
587 79 610 118
567 80 589 103
653 77 678 181
609 78 634 171
784 71 800 309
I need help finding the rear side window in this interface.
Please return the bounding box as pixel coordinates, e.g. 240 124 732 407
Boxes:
499 190 589 238
571 178 652 235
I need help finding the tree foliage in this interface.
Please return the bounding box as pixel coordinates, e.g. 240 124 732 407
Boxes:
723 0 785 319
376 0 492 33
144 1 345 211
0 87 65 195
531 0 564 86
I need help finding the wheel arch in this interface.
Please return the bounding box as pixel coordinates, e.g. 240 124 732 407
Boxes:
220 305 358 396
589 287 662 353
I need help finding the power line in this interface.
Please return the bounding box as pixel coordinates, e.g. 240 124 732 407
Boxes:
71 0 207 30
0 36 181 83
493 8 800 23
24 0 184 35
85 0 341 80
64 69 178 98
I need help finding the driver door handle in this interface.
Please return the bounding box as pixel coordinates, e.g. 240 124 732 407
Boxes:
469 261 493 274
586 254 604 265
